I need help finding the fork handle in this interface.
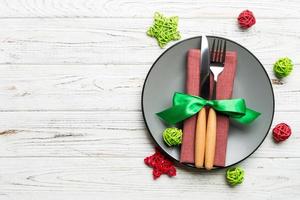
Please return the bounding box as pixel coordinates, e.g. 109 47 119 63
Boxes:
205 107 217 170
195 108 206 168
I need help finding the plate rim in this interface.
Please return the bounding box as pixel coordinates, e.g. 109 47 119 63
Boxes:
141 35 275 170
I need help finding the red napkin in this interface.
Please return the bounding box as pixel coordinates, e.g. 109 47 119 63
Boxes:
180 49 237 166
180 49 200 163
214 51 237 167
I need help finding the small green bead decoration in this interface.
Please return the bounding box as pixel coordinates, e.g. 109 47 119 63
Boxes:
273 57 293 78
162 127 183 146
147 12 181 48
226 166 244 186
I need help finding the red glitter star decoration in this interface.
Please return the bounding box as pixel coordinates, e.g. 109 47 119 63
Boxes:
144 148 177 179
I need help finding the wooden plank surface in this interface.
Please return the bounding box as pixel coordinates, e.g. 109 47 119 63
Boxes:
0 0 299 199
0 110 299 158
0 0 298 18
0 157 299 200
0 18 299 65
0 65 299 111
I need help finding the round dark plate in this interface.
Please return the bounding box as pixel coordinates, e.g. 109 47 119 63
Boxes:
142 36 274 169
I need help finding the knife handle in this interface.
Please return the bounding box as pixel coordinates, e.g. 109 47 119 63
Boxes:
195 108 206 168
205 107 217 170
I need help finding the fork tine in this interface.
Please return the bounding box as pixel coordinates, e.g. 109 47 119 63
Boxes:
215 39 220 62
222 40 226 64
210 39 215 62
218 40 223 62
220 40 224 62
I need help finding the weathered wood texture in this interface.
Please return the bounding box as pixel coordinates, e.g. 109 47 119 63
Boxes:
0 18 299 65
0 0 299 199
0 0 299 18
0 65 299 111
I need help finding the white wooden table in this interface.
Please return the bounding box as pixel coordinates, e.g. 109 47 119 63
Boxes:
0 1 299 199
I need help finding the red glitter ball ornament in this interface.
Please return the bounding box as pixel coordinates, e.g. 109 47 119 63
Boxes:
272 123 292 142
144 148 177 179
237 10 256 29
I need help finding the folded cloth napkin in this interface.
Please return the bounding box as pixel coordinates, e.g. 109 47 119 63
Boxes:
180 49 237 166
214 51 237 167
180 49 200 163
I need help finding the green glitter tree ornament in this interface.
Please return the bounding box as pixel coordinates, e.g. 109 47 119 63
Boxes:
273 57 293 78
147 12 181 48
226 166 244 186
162 127 182 146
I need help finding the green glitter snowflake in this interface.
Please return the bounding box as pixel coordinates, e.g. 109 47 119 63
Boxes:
147 12 181 48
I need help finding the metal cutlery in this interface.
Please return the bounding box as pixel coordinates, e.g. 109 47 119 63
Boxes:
195 35 210 168
205 38 227 170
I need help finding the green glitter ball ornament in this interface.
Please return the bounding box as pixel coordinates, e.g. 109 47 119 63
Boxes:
162 127 183 146
226 166 244 186
273 57 293 78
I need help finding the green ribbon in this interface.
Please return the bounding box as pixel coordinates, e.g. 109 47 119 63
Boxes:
156 92 260 125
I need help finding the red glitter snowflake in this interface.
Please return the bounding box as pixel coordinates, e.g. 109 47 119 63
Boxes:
144 148 177 179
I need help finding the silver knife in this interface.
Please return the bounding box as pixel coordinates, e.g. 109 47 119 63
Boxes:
195 35 210 168
200 35 210 100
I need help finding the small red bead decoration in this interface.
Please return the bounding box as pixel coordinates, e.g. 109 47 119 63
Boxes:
237 10 256 29
144 148 177 179
272 123 292 143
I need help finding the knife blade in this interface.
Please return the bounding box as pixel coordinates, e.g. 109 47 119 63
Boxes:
200 35 210 99
195 35 210 168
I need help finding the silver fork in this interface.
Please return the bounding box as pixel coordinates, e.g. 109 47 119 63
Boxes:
205 38 226 170
210 38 226 85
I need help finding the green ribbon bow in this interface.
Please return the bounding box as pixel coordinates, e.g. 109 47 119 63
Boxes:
156 92 260 125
